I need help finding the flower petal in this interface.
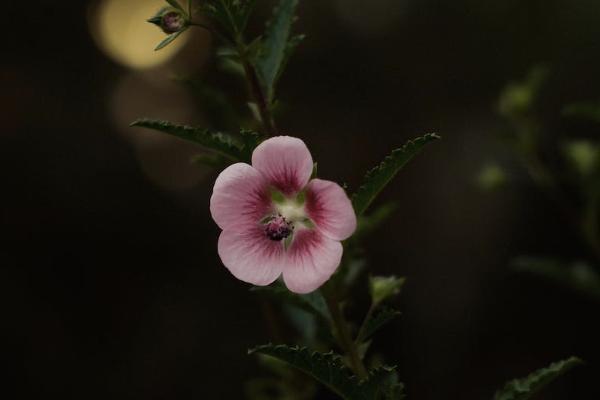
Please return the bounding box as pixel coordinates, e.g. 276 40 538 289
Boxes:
218 227 284 286
251 136 314 195
210 163 271 232
282 229 343 294
305 179 357 241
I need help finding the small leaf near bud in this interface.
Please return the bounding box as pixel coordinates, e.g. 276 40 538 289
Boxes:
369 275 405 307
148 7 188 35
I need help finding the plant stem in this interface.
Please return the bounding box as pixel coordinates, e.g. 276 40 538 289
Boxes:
322 286 368 380
355 303 375 345
236 41 277 137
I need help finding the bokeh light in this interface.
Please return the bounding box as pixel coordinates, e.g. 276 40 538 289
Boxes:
89 0 189 70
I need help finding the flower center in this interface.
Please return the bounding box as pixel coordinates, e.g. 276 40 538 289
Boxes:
264 215 294 241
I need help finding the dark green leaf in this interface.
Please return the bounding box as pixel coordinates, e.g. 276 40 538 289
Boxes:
513 257 600 301
251 281 331 323
352 133 440 216
130 119 244 160
357 307 401 343
249 345 405 400
256 0 299 102
154 30 184 51
493 357 582 400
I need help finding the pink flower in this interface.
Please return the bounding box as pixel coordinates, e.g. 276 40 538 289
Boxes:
210 136 357 294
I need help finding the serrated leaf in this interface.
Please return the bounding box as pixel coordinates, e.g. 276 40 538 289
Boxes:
154 30 184 51
130 119 244 160
493 357 582 400
513 257 600 301
249 345 405 400
352 134 440 216
251 281 331 323
357 307 401 343
256 0 299 102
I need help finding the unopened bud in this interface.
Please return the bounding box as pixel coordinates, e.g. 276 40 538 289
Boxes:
148 7 188 34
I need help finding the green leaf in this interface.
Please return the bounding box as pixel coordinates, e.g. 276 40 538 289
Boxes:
513 257 600 301
249 345 405 400
352 133 440 216
130 119 244 160
251 281 331 323
190 153 229 168
256 0 299 102
356 307 401 343
493 357 582 400
154 30 184 51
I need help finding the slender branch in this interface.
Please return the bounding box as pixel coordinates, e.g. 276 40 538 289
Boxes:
322 286 368 379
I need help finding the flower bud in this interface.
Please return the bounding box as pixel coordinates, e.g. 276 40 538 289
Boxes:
148 7 188 34
369 275 405 307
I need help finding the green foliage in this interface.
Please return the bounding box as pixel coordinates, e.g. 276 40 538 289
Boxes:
249 345 405 400
356 307 401 343
352 133 440 216
130 119 261 162
202 0 255 38
498 67 548 119
251 281 332 324
477 163 508 191
563 140 599 178
493 357 582 400
154 31 184 50
255 0 300 102
354 203 397 241
563 101 600 124
513 257 600 301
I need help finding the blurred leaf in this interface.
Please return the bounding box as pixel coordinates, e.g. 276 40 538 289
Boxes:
356 307 401 343
563 101 600 124
498 67 549 119
256 0 300 102
352 133 440 216
369 276 405 307
354 203 397 240
251 281 331 323
513 257 600 301
154 30 184 51
562 140 599 177
130 119 244 160
493 357 582 400
249 345 405 400
477 163 508 191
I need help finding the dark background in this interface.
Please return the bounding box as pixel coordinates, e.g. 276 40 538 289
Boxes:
2 0 599 399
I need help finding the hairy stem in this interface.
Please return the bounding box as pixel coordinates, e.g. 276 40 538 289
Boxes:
323 286 368 379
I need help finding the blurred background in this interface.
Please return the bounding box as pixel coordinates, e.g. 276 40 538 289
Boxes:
2 0 599 398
